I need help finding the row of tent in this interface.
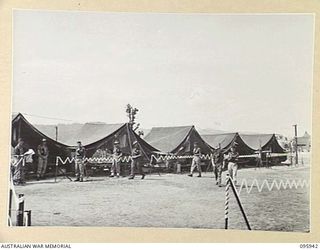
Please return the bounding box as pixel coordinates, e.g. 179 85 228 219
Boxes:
144 126 285 155
11 113 157 164
11 113 286 167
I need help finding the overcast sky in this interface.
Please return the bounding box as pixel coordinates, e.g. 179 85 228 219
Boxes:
12 11 314 137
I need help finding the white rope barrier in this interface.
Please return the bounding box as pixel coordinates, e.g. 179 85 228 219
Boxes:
55 152 290 166
238 178 309 195
55 156 133 165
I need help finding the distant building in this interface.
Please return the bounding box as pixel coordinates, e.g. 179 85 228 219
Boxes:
297 131 311 152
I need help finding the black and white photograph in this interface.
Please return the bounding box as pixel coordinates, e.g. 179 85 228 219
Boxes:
8 10 313 232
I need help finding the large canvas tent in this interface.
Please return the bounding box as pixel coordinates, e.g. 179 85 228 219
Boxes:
201 133 255 155
239 134 286 153
202 132 287 166
11 113 71 163
80 123 159 159
239 133 287 165
144 125 213 155
35 123 125 146
12 113 158 167
35 122 158 159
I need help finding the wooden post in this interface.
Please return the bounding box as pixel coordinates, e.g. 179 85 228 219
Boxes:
55 126 58 141
55 164 58 183
176 163 181 174
25 210 31 226
8 189 12 226
225 173 230 229
293 124 298 165
16 194 24 226
290 144 293 166
55 156 59 183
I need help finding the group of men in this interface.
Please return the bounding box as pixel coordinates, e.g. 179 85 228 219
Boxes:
12 138 49 185
74 139 145 182
187 142 239 187
12 137 239 186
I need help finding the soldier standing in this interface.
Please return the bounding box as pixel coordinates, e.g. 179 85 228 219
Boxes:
175 146 185 174
37 138 49 180
13 138 26 185
110 140 122 178
129 141 145 180
213 145 224 187
188 142 202 177
75 141 86 182
227 144 239 185
255 147 263 169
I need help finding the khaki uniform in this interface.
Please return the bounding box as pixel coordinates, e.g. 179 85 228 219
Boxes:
227 150 239 184
256 150 263 168
13 144 25 184
111 147 122 176
213 149 224 186
190 147 202 175
130 146 144 178
75 146 86 180
37 144 49 178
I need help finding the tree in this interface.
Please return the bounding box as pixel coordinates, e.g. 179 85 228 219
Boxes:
126 104 144 137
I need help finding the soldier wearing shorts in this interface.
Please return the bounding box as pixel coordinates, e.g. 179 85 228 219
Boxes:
37 138 49 180
188 142 202 177
13 138 26 185
213 146 224 187
255 148 263 169
110 140 122 177
227 145 239 185
75 141 86 182
128 141 145 180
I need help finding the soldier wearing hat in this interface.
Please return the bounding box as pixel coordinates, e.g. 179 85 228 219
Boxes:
188 142 202 177
227 142 239 185
13 138 26 185
212 144 225 187
37 138 49 180
255 147 263 169
129 140 145 179
111 139 122 177
75 141 86 182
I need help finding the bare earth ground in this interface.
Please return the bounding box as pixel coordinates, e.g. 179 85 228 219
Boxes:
13 154 310 232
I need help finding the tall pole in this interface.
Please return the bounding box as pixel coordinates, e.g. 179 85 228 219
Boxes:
16 194 24 226
8 189 12 226
293 124 298 165
25 210 31 226
225 173 230 229
55 126 58 141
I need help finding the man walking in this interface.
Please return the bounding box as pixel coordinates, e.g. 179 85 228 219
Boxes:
37 138 49 180
128 141 145 180
188 142 202 177
227 144 239 185
110 140 122 177
213 145 224 187
75 141 86 182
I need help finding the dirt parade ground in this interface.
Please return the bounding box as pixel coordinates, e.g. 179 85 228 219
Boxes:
12 158 310 232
